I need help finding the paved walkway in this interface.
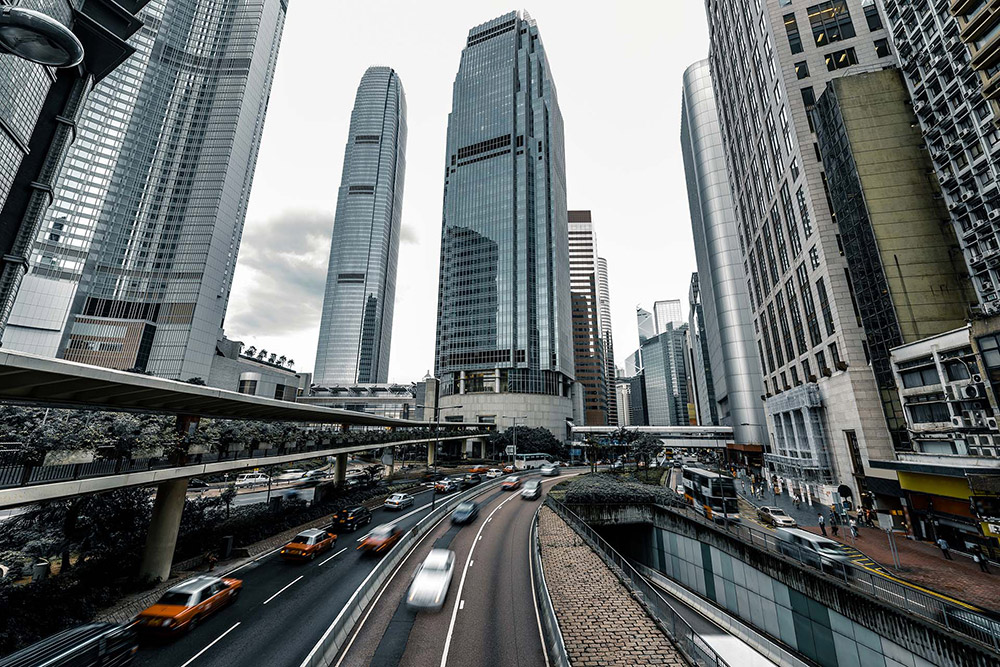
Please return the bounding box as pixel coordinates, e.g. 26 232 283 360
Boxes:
537 506 687 667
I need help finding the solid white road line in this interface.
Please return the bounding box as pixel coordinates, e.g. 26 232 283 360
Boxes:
439 491 522 667
262 575 303 605
319 547 346 566
178 622 241 667
328 509 454 667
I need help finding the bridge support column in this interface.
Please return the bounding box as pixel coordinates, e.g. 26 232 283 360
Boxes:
334 453 347 486
427 441 437 467
139 478 188 583
480 438 487 460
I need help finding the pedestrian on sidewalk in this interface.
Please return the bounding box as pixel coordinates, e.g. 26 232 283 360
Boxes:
831 521 839 538
973 546 991 574
936 537 953 560
849 518 859 539
818 513 827 536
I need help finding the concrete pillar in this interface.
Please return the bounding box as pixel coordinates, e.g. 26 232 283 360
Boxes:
139 478 188 583
427 440 437 467
480 438 487 460
334 453 347 486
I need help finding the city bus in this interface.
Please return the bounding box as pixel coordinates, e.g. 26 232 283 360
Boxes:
513 453 553 469
681 467 740 523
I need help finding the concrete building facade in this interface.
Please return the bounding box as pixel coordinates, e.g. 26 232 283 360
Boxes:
314 67 406 387
433 11 574 439
568 210 608 425
706 0 898 505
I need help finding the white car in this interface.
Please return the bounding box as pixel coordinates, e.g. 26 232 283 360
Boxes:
406 549 456 610
540 464 559 477
235 472 269 487
276 469 305 482
485 469 503 479
384 493 414 510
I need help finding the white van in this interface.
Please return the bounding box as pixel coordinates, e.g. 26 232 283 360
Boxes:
236 472 269 487
776 527 849 571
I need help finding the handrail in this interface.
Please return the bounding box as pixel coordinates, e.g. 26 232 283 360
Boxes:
529 506 570 667
566 494 1000 655
545 496 731 667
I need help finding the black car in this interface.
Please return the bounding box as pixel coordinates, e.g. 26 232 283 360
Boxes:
461 473 482 487
0 622 137 666
332 505 372 531
451 501 479 525
188 478 208 488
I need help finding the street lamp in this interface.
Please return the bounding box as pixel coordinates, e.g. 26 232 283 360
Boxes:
502 415 527 470
0 6 84 67
415 403 463 510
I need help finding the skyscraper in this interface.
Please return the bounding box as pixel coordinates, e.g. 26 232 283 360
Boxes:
641 324 691 426
568 210 608 425
8 0 288 381
687 273 718 425
706 0 897 504
637 306 656 345
434 11 574 438
681 58 768 449
653 299 684 333
314 67 407 386
597 256 618 426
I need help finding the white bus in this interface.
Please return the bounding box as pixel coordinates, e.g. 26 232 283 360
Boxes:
513 453 553 469
681 467 740 523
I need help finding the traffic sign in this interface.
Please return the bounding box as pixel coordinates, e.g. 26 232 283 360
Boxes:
505 445 515 455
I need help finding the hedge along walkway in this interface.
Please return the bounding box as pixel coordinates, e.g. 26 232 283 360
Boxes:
537 506 687 667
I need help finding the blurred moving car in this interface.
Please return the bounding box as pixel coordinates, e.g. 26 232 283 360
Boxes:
485 468 503 479
434 478 459 493
462 473 482 487
236 472 268 488
280 529 337 561
303 469 328 480
451 501 479 524
502 465 515 474
135 576 241 634
540 464 559 477
406 549 456 610
520 479 541 500
757 506 797 528
331 505 372 531
0 622 137 667
187 478 208 488
467 465 489 474
276 468 306 482
358 524 404 554
501 476 522 491
384 493 414 510
776 528 849 571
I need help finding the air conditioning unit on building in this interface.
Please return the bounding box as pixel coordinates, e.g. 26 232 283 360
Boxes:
953 415 967 428
960 129 971 139
988 417 999 431
966 384 981 398
989 210 1000 221
973 373 984 383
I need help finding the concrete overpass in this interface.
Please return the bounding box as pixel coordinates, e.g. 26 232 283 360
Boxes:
571 425 735 449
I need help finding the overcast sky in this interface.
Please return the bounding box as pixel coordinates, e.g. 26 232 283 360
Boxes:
225 1 710 383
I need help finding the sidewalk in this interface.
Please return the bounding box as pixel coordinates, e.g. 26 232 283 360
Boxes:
537 507 687 666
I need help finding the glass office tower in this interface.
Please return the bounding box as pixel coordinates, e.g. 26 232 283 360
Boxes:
434 11 574 439
314 67 406 386
42 0 288 380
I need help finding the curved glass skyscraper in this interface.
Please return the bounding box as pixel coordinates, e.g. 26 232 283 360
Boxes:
314 66 406 386
434 11 573 438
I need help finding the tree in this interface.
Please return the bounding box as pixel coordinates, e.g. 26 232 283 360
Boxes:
220 485 237 520
633 435 663 477
487 426 563 461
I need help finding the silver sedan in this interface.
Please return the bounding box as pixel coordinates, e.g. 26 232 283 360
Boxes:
406 549 456 610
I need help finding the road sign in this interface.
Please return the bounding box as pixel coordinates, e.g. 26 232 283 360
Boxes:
505 445 515 455
876 513 894 531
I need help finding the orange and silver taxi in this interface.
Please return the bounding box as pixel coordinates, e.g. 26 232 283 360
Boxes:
281 528 337 561
501 475 522 491
135 576 241 634
357 524 404 555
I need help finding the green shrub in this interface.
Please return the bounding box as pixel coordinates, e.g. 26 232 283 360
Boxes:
563 473 674 506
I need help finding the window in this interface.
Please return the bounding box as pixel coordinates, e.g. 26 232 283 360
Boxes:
945 361 970 381
801 86 816 109
829 342 843 368
825 47 859 71
908 402 950 423
874 38 891 58
809 245 820 269
802 358 813 380
791 366 801 385
795 61 810 79
784 13 804 54
796 186 813 237
238 379 258 395
816 277 835 336
816 350 828 374
862 0 882 31
900 367 940 388
808 1 856 47
845 430 865 475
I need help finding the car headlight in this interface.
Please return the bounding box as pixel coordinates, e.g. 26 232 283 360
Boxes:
162 619 173 627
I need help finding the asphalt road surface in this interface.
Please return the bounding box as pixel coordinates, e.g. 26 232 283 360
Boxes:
337 474 571 667
133 486 439 667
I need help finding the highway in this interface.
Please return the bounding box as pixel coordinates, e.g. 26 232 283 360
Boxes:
133 486 440 667
132 473 562 667
337 475 569 667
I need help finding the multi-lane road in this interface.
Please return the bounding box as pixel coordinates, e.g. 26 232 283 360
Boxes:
134 473 566 667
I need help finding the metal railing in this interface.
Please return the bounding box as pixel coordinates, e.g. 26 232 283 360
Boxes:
298 473 527 667
545 496 732 667
529 506 570 667
578 494 1000 655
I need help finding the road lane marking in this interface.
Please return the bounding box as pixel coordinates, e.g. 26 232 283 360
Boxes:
179 622 240 667
529 505 551 667
469 560 473 567
263 575 303 605
459 600 465 610
440 491 521 667
319 548 346 566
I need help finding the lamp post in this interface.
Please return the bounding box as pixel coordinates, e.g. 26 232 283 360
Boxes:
415 403 463 511
0 6 84 67
502 415 527 470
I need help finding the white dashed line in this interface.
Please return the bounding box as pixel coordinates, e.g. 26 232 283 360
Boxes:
179 622 240 667
262 575 303 605
319 547 346 566
459 599 465 610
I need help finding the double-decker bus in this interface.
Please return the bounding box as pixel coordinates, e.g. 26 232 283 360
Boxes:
681 467 740 523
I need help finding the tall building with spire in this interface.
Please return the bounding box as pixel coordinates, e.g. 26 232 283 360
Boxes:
434 11 574 438
7 0 289 381
314 67 407 386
